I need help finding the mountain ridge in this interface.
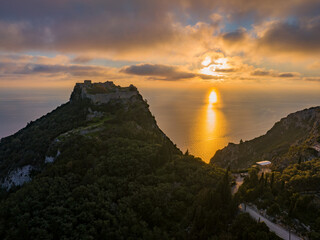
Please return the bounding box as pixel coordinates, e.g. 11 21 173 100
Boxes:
211 106 320 169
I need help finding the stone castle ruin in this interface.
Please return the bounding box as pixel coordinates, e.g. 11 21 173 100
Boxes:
71 80 139 104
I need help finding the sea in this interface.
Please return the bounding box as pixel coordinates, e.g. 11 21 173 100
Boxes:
1 84 320 163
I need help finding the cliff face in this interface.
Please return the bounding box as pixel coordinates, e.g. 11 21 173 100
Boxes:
211 107 320 169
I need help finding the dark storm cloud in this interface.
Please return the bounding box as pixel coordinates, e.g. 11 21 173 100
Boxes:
121 63 213 80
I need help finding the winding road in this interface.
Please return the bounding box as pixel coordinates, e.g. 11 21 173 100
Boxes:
239 204 302 240
232 174 303 239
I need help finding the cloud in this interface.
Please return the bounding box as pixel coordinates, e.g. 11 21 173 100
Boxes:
0 61 115 79
221 17 320 59
71 56 93 64
307 61 320 70
251 68 300 78
303 77 320 82
0 0 319 59
278 73 298 78
2 0 319 24
251 69 272 76
1 0 320 85
222 28 248 43
256 18 320 54
214 68 236 73
121 63 214 80
0 54 69 65
0 1 222 62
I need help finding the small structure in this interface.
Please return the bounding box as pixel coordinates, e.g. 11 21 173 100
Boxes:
256 161 271 174
84 80 92 86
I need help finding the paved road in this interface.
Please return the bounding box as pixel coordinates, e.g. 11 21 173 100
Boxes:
239 204 302 240
231 174 244 195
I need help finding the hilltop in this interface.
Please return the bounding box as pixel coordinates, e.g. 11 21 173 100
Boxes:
211 107 320 169
0 80 162 190
0 81 277 239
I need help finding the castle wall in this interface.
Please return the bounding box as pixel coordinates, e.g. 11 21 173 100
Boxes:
82 88 138 104
72 81 139 104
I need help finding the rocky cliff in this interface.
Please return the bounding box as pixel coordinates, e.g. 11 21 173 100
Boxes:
211 107 320 169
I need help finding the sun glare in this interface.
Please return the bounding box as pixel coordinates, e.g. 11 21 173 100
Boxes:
200 57 229 76
201 56 211 66
209 90 218 104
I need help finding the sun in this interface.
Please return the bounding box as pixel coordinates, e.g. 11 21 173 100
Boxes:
209 90 218 104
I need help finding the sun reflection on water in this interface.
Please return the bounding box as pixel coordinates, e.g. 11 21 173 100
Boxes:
191 89 227 163
207 90 218 134
206 102 216 134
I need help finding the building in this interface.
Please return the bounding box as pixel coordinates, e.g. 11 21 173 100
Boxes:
84 80 92 86
256 160 272 173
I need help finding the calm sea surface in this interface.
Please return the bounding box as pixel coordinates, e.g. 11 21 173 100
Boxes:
1 86 320 163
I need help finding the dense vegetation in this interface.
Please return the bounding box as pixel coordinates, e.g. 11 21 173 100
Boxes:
0 90 234 239
237 160 320 239
0 100 89 179
0 84 287 239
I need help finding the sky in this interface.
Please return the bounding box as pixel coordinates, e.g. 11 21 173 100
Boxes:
0 0 320 88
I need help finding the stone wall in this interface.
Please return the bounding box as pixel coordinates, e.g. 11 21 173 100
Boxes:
83 90 138 104
71 80 139 104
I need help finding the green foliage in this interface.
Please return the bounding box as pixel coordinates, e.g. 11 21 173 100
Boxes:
0 95 249 239
237 159 320 237
230 213 280 240
0 88 281 239
0 101 89 178
0 131 232 239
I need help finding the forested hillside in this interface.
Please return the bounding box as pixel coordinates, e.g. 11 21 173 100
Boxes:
0 81 279 239
237 159 320 239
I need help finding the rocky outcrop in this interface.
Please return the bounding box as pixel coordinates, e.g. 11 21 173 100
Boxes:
1 165 33 190
211 107 320 169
